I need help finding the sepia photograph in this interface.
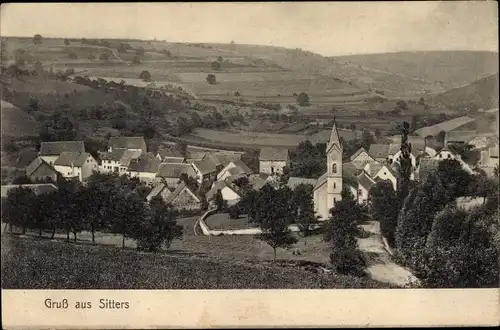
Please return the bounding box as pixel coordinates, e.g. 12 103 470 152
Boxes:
0 0 498 315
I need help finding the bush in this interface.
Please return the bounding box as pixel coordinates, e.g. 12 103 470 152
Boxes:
228 205 240 219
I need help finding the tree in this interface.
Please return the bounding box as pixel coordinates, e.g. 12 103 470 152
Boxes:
228 204 240 219
206 74 216 85
136 47 145 56
419 97 425 105
292 183 317 243
369 180 399 246
217 56 223 63
110 192 149 249
137 196 183 251
324 188 366 276
67 51 78 60
256 187 298 261
64 39 70 46
11 175 32 185
139 70 152 81
132 56 140 64
211 61 221 70
296 92 310 106
1 186 36 234
436 159 473 198
398 121 412 205
214 189 225 211
33 34 43 44
360 130 375 150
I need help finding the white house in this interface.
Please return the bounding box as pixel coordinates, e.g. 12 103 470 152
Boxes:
259 147 290 176
206 180 241 206
479 145 499 176
216 160 252 182
368 144 390 163
349 147 376 170
53 152 98 182
99 149 141 174
39 141 85 166
373 164 398 191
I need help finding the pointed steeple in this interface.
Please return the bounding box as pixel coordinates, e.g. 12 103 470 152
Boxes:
327 116 342 152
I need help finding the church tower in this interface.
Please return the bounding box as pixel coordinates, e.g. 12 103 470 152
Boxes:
326 118 343 212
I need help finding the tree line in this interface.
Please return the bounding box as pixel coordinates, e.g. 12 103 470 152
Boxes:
1 173 183 252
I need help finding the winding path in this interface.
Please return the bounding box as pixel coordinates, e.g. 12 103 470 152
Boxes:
357 221 419 287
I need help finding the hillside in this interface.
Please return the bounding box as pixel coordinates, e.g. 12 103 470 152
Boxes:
0 99 39 138
332 51 499 90
432 73 499 110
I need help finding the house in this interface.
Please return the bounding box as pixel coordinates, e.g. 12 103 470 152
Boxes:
186 151 207 162
164 181 201 210
414 116 476 138
342 161 361 178
39 141 85 166
349 147 375 170
468 135 499 150
15 149 39 169
362 161 384 178
286 177 317 190
155 163 197 187
99 149 142 174
206 180 241 206
53 152 98 182
356 171 376 205
216 160 252 182
127 153 161 183
479 145 499 176
1 183 58 199
25 157 59 182
259 147 290 175
372 164 398 191
247 173 278 191
108 136 147 153
146 182 172 202
434 147 459 161
368 144 390 163
192 156 219 183
156 147 185 163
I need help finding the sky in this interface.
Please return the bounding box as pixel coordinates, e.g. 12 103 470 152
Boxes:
1 2 498 56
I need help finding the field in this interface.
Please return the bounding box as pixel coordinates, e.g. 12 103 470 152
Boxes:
1 234 391 289
204 213 256 230
0 100 39 137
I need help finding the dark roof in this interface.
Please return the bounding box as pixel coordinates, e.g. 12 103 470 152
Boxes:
314 172 328 190
445 131 477 143
369 144 390 159
414 116 476 137
357 172 376 190
128 153 161 173
343 162 361 177
40 141 84 156
156 163 196 178
259 147 289 161
108 136 146 150
418 159 440 181
147 182 170 201
229 160 252 174
165 181 199 204
101 149 141 166
1 183 58 198
365 161 384 177
54 152 90 167
26 157 56 177
157 147 184 159
194 157 218 175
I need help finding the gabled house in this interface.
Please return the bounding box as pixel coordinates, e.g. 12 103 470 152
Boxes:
349 147 375 170
216 160 252 182
53 152 98 182
247 173 279 191
39 141 85 166
445 131 477 146
99 149 142 174
469 135 499 150
372 164 398 191
206 180 241 206
156 147 185 163
192 156 219 183
155 163 197 187
127 153 161 183
368 144 390 163
356 171 376 205
434 146 459 161
186 151 207 163
25 157 59 182
164 181 201 210
259 147 290 175
362 161 384 178
108 136 147 153
479 145 499 176
146 182 173 202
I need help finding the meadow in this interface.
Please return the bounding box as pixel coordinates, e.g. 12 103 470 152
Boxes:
0 100 39 138
1 235 391 289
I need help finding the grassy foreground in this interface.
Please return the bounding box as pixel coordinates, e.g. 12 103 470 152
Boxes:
1 235 392 289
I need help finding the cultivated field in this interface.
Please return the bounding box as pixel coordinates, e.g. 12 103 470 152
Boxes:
0 100 39 137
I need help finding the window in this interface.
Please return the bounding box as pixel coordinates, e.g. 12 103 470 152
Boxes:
439 154 442 159
333 197 336 203
50 161 53 165
87 159 89 163
383 172 387 175
333 182 336 189
447 154 451 159
332 163 337 173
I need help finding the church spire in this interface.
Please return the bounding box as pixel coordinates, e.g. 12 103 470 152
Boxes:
328 117 341 151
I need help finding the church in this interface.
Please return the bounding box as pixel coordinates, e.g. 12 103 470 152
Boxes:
312 120 344 220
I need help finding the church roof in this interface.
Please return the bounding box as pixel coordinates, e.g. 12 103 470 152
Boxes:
313 172 328 190
327 118 342 152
